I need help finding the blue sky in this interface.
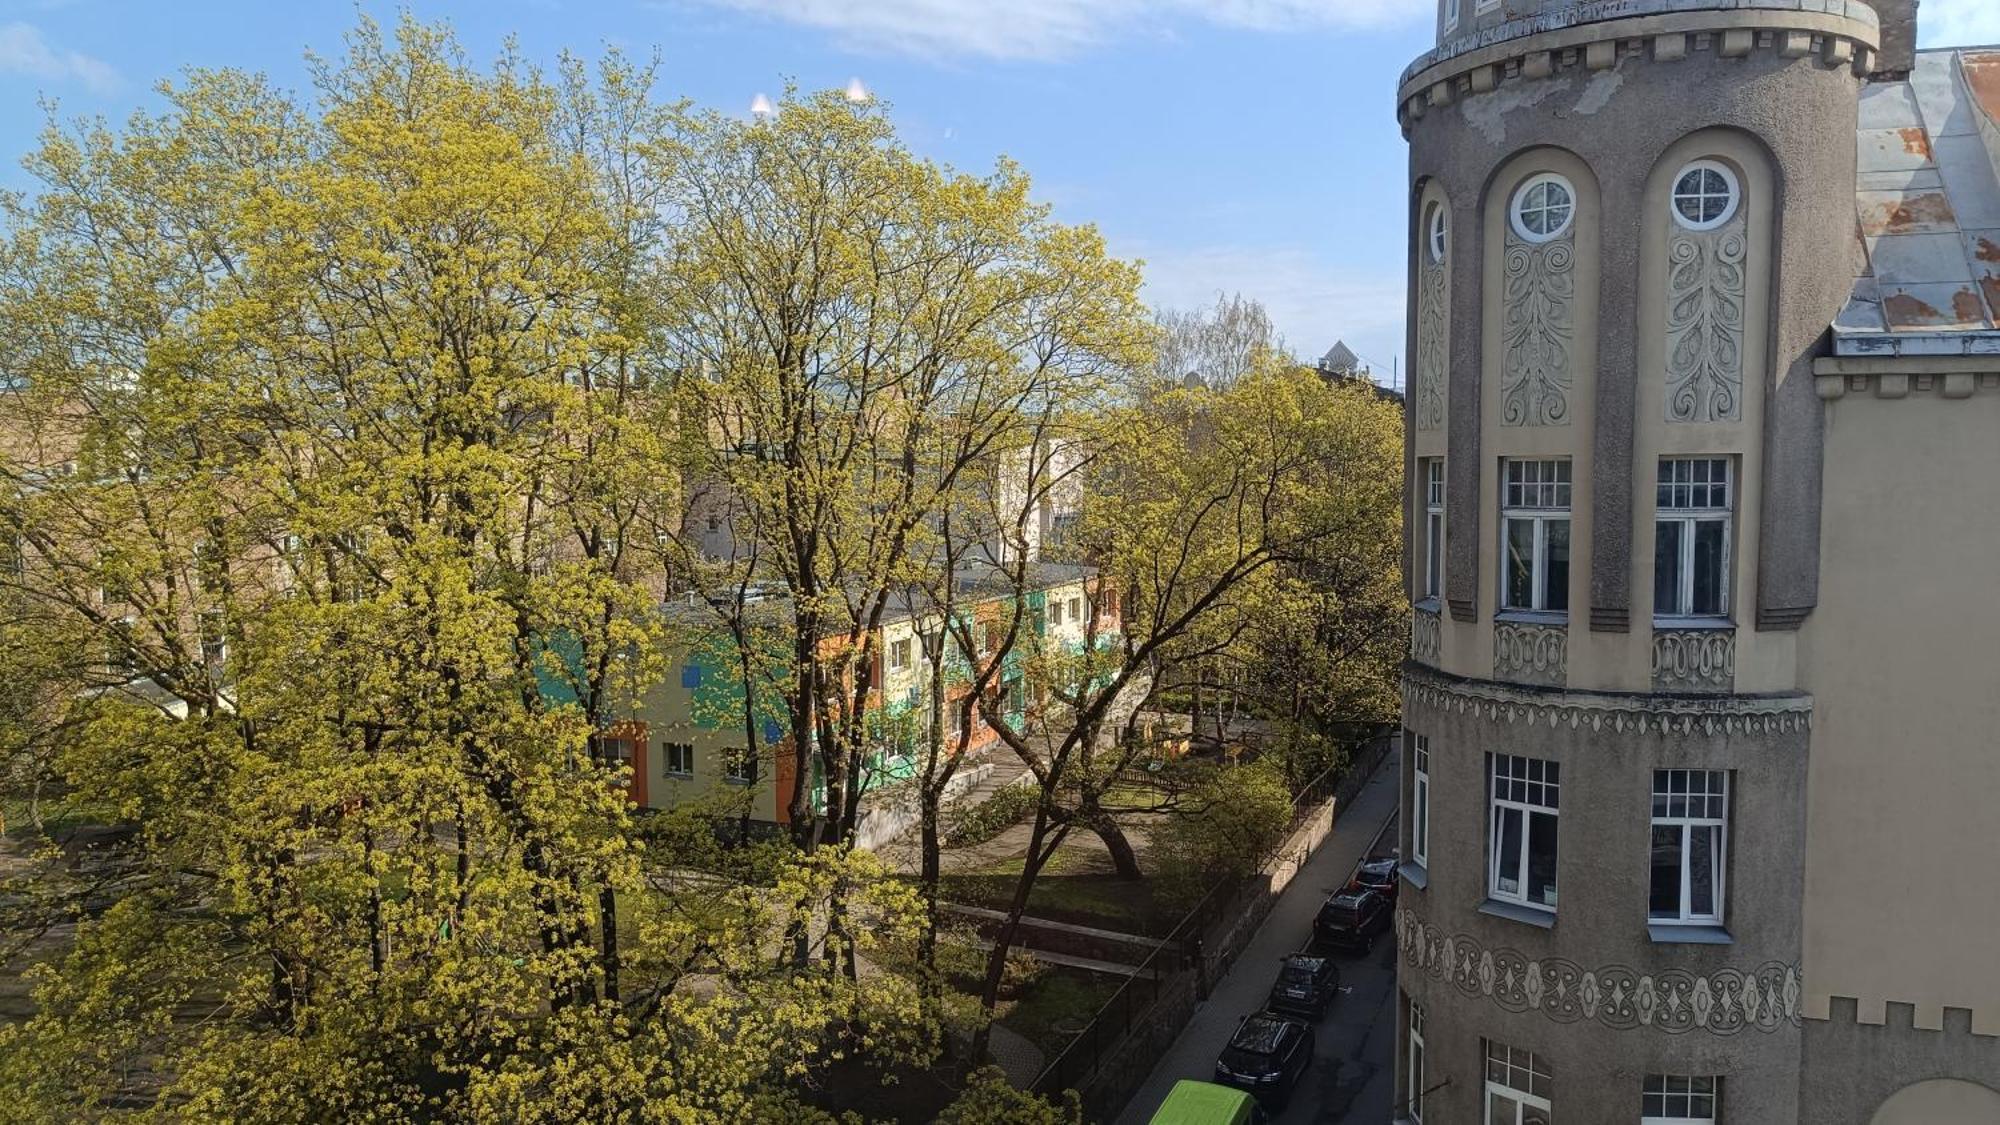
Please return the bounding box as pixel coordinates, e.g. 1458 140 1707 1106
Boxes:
4 1 2000 380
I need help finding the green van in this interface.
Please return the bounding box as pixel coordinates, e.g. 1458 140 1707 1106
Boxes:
1147 1079 1263 1125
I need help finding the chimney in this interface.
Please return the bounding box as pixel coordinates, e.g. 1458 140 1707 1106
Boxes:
1866 0 1918 79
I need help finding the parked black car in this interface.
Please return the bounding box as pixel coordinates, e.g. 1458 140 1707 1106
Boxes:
1265 953 1341 1018
1213 1011 1316 1107
1350 855 1400 905
1313 888 1392 953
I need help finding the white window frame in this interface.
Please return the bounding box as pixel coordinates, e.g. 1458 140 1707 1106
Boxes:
889 637 912 672
1412 734 1431 868
1068 596 1081 622
1654 457 1731 621
1442 0 1460 33
1500 459 1571 615
724 748 757 785
1427 203 1448 264
1408 998 1428 1123
1670 160 1740 231
1509 172 1576 243
1048 600 1063 627
1489 754 1559 912
1643 1074 1719 1123
664 741 694 778
1484 1041 1552 1125
1650 769 1728 926
1424 460 1445 601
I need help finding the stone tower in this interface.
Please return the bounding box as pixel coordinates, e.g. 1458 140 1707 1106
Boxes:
1392 1 2000 1121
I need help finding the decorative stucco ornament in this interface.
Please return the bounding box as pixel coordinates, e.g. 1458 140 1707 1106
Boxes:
1501 232 1575 426
1666 214 1747 423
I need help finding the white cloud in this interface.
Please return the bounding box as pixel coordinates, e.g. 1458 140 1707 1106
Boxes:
688 0 1430 62
1920 0 2000 49
1136 243 1407 378
0 22 118 95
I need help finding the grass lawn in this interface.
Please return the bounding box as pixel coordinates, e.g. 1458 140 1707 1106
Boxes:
931 845 1181 936
997 964 1126 1057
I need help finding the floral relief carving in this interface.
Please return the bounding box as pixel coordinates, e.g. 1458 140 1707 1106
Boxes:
1416 258 1448 432
1652 628 1735 692
1397 908 1803 1036
1500 232 1574 427
1665 215 1746 423
1412 606 1441 665
1493 619 1565 686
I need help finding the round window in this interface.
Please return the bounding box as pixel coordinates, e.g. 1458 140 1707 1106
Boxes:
1671 160 1740 230
1509 173 1575 243
1426 204 1447 264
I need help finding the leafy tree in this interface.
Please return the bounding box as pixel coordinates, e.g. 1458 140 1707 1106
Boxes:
935 1066 1083 1124
1152 760 1295 907
0 19 933 1121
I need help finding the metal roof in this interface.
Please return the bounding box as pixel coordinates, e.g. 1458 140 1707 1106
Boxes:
1838 47 2000 356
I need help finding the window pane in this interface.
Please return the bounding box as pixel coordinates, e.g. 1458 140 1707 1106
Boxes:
1494 806 1523 896
1543 519 1570 612
1690 824 1718 917
1527 810 1558 907
1692 519 1726 615
1415 778 1429 860
1506 519 1535 609
1491 1091 1516 1124
1655 520 1683 615
1427 512 1443 598
1650 824 1684 918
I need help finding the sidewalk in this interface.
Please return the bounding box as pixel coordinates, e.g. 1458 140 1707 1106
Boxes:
1112 747 1401 1125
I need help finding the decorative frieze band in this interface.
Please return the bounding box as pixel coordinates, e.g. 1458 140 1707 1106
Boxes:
1397 908 1803 1036
1500 236 1575 428
1413 606 1441 665
1493 619 1566 687
1652 628 1735 693
1403 665 1811 736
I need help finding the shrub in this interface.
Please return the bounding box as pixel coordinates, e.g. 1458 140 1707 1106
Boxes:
1153 760 1295 907
943 783 1040 848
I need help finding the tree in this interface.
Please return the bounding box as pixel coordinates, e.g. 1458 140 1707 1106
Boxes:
656 86 1146 982
958 361 1403 1048
0 19 935 1120
1149 291 1285 394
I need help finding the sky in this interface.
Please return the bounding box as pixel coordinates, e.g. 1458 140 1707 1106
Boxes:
3 1 2000 384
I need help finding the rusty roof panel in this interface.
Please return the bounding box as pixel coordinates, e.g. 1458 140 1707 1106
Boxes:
1963 52 2000 127
1857 127 1939 174
1857 188 1959 236
1877 283 1992 331
1848 50 2000 338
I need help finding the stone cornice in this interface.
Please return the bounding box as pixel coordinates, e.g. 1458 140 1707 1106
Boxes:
1814 356 2000 401
1397 4 1878 133
1403 662 1812 735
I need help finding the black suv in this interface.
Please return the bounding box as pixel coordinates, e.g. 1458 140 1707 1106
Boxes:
1213 1011 1316 1107
1265 953 1340 1019
1313 888 1391 954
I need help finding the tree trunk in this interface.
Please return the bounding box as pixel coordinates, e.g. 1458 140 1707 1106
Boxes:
599 886 620 1003
1089 813 1142 881
917 796 942 973
971 813 1063 1062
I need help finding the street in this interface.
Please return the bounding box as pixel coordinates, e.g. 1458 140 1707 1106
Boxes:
1114 751 1400 1125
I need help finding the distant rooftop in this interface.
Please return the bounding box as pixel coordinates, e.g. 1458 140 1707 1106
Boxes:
1838 47 2000 356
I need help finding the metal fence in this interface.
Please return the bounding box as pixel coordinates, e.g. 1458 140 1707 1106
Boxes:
1029 728 1396 1117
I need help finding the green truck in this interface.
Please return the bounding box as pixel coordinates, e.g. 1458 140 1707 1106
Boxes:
1147 1079 1263 1125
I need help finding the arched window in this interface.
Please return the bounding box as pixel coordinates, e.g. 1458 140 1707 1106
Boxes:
1509 173 1575 243
1426 203 1448 264
1670 160 1740 230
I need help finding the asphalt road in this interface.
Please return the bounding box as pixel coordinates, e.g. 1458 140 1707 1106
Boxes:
1115 753 1401 1125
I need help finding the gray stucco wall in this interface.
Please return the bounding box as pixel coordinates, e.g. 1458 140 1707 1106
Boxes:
1408 39 1859 633
1802 1002 2000 1124
1397 665 1811 1121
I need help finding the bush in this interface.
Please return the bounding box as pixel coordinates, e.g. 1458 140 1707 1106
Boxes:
936 1066 1083 1125
1153 760 1295 907
943 783 1040 848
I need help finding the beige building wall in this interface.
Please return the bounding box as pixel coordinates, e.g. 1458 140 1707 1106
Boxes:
1800 375 2000 1035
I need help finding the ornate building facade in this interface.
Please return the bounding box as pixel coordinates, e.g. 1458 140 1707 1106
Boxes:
1393 1 2000 1121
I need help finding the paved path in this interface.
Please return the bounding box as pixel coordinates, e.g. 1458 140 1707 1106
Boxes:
1114 748 1401 1125
988 1021 1047 1089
